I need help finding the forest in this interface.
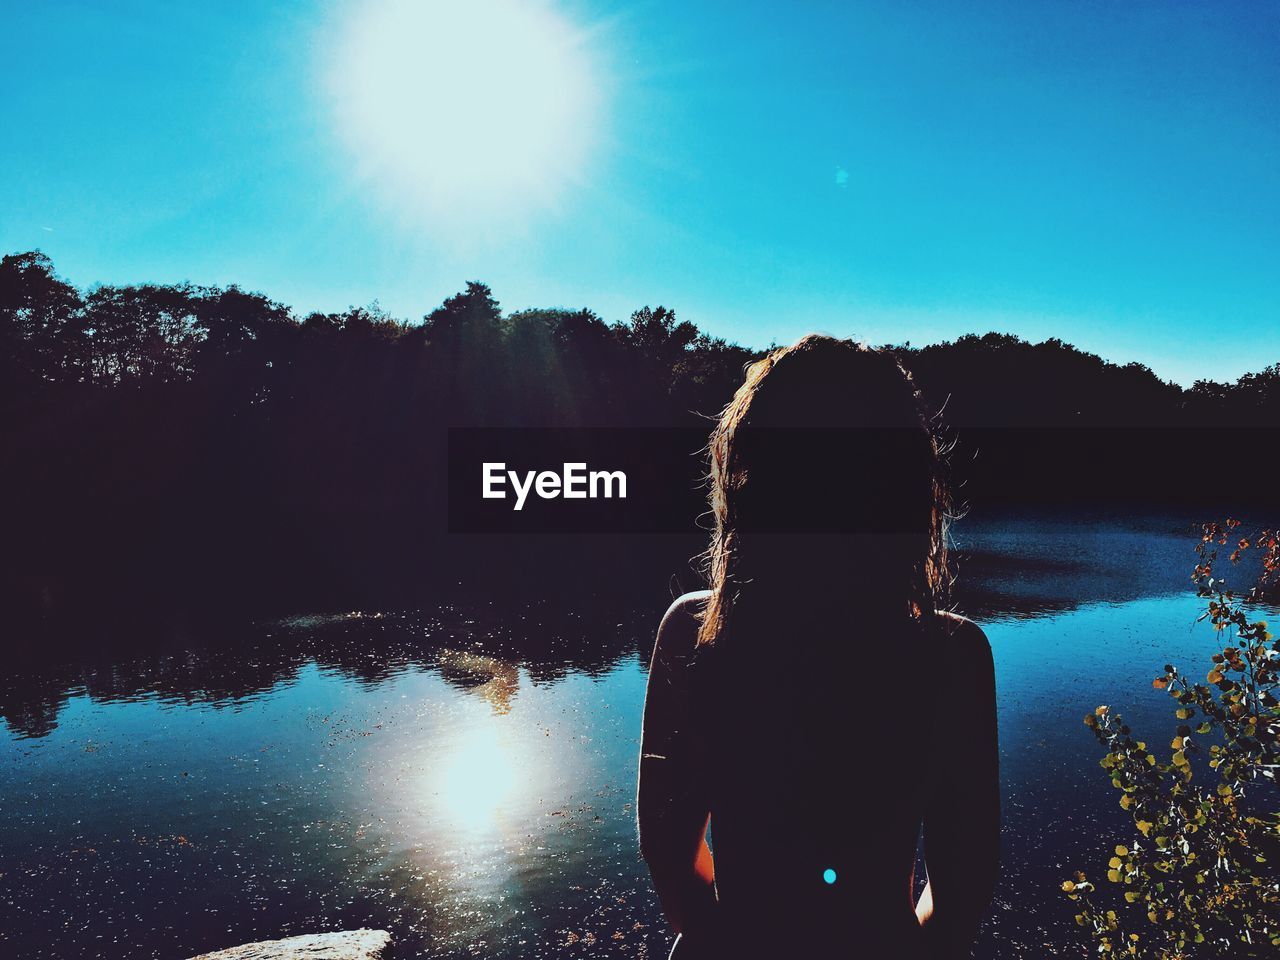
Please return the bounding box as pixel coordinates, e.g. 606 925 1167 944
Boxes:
3 250 1277 621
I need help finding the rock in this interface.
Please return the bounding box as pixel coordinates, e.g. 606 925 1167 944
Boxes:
187 929 391 960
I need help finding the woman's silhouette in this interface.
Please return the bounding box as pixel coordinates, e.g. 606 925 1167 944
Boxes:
638 335 999 959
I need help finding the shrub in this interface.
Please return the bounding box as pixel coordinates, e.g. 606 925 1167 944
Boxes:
1064 520 1280 958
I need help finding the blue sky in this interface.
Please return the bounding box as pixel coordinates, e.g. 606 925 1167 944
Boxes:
1 0 1276 386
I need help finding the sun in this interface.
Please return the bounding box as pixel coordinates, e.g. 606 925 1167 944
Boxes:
324 0 605 232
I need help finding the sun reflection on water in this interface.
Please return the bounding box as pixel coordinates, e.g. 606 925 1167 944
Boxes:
432 720 518 835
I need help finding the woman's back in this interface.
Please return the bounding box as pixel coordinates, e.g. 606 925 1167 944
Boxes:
644 591 998 958
700 600 932 945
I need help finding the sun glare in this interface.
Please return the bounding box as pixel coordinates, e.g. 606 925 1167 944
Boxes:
325 0 604 232
433 722 517 833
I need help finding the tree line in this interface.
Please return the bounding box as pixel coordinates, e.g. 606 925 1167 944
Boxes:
2 250 1277 619
6 250 1280 427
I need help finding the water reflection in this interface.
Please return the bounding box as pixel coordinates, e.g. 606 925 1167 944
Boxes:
952 507 1210 620
1 509 1274 959
433 721 519 832
0 603 645 740
437 649 520 715
0 509 1219 742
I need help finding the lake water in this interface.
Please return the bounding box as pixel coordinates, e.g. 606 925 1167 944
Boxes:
1 509 1273 959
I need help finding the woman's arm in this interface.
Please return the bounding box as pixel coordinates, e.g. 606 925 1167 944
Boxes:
916 616 1000 959
638 592 718 937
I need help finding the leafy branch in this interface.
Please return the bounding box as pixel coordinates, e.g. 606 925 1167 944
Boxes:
1065 520 1280 958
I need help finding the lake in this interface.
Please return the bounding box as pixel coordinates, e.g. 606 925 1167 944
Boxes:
1 508 1272 959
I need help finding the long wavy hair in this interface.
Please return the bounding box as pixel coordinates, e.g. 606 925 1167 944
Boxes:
696 334 951 647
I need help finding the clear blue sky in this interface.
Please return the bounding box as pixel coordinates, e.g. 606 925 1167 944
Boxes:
2 0 1276 386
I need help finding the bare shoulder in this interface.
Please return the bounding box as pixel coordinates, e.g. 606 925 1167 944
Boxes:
935 608 987 641
659 590 711 632
650 590 711 670
934 610 994 673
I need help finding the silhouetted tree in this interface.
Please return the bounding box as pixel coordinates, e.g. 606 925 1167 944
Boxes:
416 281 506 421
82 283 201 386
0 251 83 384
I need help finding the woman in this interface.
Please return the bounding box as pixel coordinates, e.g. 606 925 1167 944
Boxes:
638 335 999 959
